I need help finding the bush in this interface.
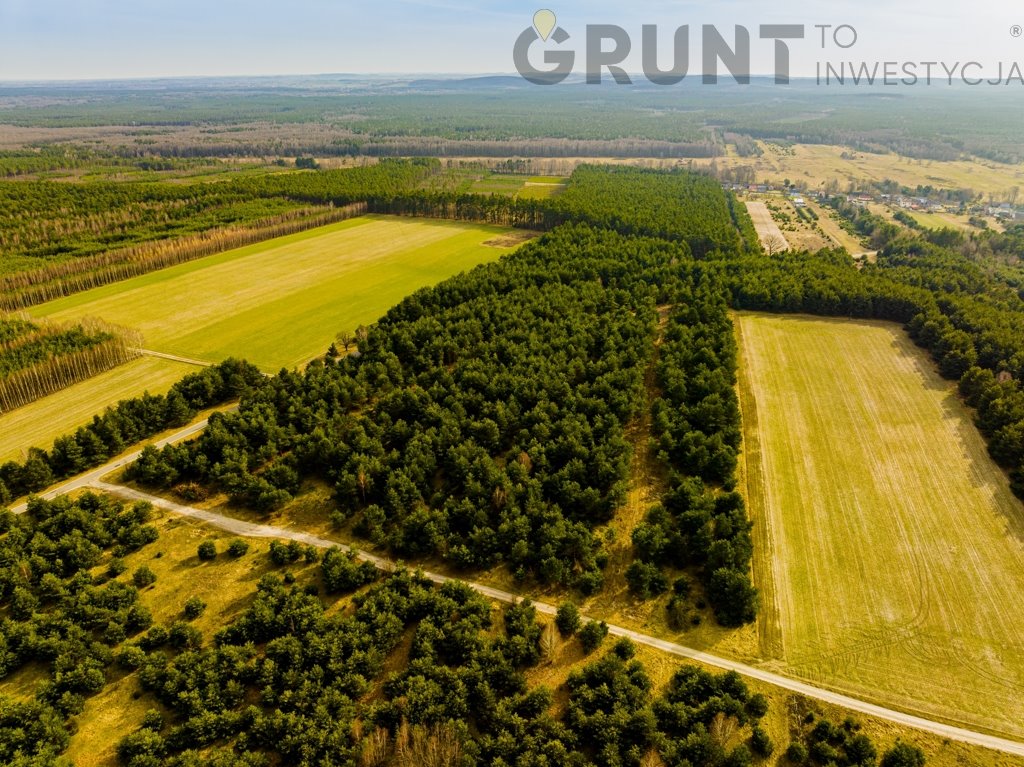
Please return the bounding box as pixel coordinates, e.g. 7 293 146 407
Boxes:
750 726 773 757
167 621 202 651
320 547 378 593
107 557 128 577
183 596 207 620
881 742 926 767
578 620 609 653
270 539 303 566
132 565 156 588
625 560 669 599
707 567 758 626
555 601 581 636
785 742 808 764
139 625 169 650
141 710 164 731
197 541 217 561
726 745 753 767
611 637 636 659
227 538 250 557
745 693 769 719
666 595 690 631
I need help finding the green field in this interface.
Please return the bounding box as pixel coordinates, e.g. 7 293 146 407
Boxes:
31 216 518 371
736 313 1024 739
0 356 193 462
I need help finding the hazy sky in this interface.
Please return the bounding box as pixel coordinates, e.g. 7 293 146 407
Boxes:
0 0 1021 80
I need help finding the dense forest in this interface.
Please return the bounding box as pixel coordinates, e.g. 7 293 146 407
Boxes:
5 162 1022 625
127 221 760 621
0 492 921 767
2 152 1018 765
2 80 1021 161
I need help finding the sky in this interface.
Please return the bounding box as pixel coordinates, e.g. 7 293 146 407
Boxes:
0 0 1021 81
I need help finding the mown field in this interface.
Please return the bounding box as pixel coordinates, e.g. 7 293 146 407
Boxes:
31 216 519 371
736 313 1024 739
0 356 193 462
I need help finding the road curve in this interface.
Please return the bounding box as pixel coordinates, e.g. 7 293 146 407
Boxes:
85 480 1024 759
8 414 229 515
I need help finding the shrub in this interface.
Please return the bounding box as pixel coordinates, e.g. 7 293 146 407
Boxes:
745 693 769 719
321 547 378 593
555 601 581 636
183 596 207 620
270 539 303 565
750 726 773 757
132 565 156 588
578 620 609 653
197 541 217 561
785 742 808 764
881 742 926 767
141 710 164 731
227 538 250 557
625 560 668 599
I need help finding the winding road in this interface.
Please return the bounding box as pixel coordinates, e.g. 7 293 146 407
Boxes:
9 417 1024 759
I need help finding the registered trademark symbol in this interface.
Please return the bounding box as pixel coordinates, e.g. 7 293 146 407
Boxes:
1012 25 1023 38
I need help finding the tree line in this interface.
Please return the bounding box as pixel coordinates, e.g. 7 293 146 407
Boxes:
0 359 265 505
0 316 142 414
0 204 367 312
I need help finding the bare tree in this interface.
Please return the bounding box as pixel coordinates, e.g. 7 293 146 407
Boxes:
540 620 558 664
763 234 787 256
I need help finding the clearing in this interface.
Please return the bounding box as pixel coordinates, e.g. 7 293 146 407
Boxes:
736 313 1024 740
31 216 520 371
745 201 791 252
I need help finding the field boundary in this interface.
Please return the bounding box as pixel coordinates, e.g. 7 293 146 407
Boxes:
735 311 1024 741
734 315 785 662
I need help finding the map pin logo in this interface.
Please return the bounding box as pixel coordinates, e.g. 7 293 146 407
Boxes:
533 9 557 42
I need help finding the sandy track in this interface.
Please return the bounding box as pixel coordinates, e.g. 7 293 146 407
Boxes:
744 201 790 252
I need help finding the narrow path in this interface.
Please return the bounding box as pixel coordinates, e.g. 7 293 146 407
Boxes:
10 421 1024 757
8 412 231 515
79 481 1024 759
135 349 214 368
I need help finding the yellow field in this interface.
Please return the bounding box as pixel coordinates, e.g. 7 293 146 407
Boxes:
736 313 1024 739
694 143 1024 197
0 356 193 462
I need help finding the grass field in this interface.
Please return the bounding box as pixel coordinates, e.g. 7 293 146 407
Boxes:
0 356 193 462
30 216 518 371
736 313 1024 739
465 173 567 199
